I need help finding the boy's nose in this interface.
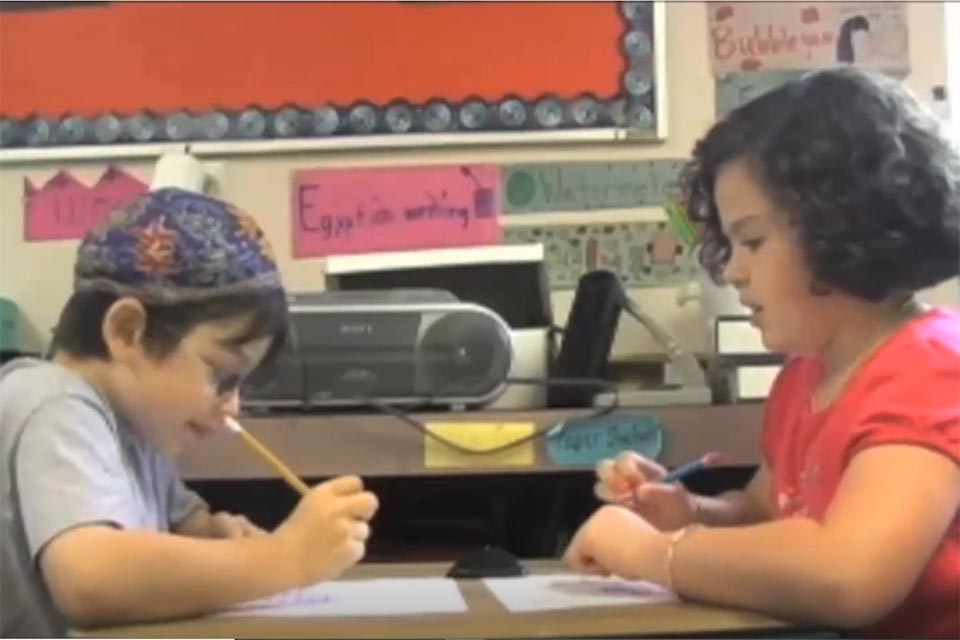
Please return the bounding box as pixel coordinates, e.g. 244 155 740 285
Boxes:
219 388 241 419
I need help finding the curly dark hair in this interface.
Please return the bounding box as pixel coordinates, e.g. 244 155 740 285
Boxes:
681 65 960 302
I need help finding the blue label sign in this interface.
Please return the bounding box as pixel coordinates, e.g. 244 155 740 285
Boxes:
546 413 664 466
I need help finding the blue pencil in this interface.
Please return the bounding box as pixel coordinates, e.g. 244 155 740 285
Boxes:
661 454 718 483
626 453 721 509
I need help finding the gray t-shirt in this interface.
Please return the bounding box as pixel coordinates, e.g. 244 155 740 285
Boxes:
0 358 207 637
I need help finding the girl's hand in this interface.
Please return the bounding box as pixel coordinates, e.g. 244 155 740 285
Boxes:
563 504 671 584
595 452 700 531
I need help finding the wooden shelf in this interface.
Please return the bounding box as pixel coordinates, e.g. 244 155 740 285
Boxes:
178 404 764 480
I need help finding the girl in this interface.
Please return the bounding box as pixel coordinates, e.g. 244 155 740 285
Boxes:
564 66 959 638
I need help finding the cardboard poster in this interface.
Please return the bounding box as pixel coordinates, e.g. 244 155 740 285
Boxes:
24 166 147 241
708 2 909 76
292 165 502 258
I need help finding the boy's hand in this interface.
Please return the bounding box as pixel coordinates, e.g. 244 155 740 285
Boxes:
595 451 699 531
208 512 268 538
174 509 267 538
274 475 379 586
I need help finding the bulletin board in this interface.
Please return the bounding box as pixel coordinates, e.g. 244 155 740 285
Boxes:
0 1 666 149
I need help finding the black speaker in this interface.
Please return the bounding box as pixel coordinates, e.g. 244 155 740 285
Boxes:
548 270 625 407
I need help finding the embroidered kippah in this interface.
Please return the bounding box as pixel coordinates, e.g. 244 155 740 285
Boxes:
74 188 282 303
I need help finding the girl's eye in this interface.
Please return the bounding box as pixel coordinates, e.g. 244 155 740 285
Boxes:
742 237 766 251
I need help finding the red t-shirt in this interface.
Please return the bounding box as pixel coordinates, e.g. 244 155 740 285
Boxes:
762 307 960 638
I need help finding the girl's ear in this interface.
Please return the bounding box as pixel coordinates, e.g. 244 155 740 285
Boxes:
102 297 148 363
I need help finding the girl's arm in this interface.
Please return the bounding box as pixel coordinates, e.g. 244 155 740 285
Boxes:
670 445 958 627
568 445 957 628
693 462 774 526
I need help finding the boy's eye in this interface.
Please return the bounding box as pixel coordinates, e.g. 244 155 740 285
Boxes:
207 364 242 395
215 374 242 395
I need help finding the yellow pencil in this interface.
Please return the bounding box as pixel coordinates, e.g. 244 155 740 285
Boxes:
225 417 310 496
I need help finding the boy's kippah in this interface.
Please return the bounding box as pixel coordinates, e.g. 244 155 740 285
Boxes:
74 188 282 304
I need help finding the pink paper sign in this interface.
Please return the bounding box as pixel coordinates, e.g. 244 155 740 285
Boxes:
24 167 148 241
292 165 502 258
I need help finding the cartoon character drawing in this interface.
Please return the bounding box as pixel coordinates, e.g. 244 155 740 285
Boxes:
836 15 870 63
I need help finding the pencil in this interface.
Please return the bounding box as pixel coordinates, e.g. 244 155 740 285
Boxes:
661 452 722 484
225 417 310 496
664 202 698 247
628 453 721 510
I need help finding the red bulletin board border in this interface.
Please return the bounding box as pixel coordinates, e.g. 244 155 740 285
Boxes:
0 1 665 148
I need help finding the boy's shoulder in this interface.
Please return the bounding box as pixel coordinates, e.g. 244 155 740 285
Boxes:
0 357 104 404
0 358 113 437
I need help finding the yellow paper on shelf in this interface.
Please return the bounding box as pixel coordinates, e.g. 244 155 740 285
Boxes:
424 422 536 468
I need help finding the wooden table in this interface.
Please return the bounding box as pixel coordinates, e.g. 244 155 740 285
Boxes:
81 560 798 638
179 404 764 480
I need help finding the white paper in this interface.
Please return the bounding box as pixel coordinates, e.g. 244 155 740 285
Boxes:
218 577 468 617
483 573 676 613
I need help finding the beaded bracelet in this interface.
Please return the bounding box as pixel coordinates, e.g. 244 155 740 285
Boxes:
665 523 703 594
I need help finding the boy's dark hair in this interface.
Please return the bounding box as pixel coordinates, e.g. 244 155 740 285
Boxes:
681 66 960 302
51 288 289 365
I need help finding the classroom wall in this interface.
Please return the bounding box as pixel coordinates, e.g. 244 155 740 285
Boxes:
1 1 956 357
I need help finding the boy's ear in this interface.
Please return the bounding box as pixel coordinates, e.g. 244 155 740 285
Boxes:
102 297 148 362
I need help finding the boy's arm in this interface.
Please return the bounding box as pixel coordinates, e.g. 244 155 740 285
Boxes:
42 476 377 629
165 469 211 536
164 470 266 538
40 525 299 627
692 462 774 526
13 399 277 626
172 508 217 537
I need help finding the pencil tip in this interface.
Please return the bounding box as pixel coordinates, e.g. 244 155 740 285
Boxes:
224 417 243 434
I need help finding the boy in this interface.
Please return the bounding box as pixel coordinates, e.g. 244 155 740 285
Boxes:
1 188 378 636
